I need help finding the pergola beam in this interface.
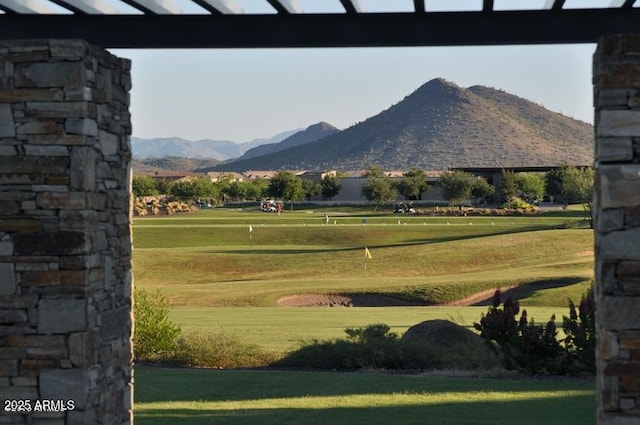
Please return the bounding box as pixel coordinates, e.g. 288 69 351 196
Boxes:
543 0 566 10
266 0 303 14
0 9 635 49
48 0 118 14
119 0 181 14
0 0 56 13
339 0 364 14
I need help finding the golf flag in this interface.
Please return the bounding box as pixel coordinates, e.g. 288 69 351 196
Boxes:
365 247 372 259
249 225 253 233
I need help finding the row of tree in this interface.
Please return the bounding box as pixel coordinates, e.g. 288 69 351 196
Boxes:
132 171 342 210
360 164 593 212
133 164 593 212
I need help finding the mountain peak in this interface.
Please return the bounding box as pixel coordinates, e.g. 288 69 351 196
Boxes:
214 78 593 171
308 121 339 132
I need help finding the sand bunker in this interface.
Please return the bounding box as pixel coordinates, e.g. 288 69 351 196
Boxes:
277 294 427 307
277 279 583 307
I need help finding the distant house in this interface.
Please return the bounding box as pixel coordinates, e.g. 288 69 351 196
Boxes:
242 170 281 180
206 171 246 183
140 170 203 182
296 170 337 184
242 170 306 180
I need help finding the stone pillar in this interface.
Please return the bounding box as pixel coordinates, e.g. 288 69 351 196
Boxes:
594 34 640 424
0 40 132 424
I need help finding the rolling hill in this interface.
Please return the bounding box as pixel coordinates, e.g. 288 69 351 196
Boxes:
237 122 340 160
214 78 593 172
131 128 302 160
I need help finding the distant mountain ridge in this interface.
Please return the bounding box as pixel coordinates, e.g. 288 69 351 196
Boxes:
213 78 593 172
131 127 302 160
238 122 340 160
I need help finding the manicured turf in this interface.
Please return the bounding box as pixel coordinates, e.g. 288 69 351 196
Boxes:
132 206 596 424
133 212 593 307
134 366 595 425
169 305 578 352
132 206 594 349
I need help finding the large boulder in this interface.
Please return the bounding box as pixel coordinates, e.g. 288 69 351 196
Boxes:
400 319 501 370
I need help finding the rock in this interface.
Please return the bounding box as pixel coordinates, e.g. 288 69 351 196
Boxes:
400 319 500 370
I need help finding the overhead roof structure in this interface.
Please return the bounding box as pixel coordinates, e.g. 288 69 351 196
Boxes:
0 0 638 48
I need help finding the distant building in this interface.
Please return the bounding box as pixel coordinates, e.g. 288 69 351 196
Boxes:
206 171 246 183
139 170 203 182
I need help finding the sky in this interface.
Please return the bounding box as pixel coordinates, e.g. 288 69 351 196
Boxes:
97 0 602 143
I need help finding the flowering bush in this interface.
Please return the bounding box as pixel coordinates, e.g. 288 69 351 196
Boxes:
475 288 593 375
562 285 596 373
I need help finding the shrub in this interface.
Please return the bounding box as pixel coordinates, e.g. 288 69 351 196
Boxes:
475 287 596 375
343 323 404 369
474 290 563 374
133 288 181 361
276 322 500 371
171 329 279 369
562 285 596 373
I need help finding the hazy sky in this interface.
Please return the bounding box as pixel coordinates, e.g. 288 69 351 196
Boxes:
103 0 600 142
112 44 596 143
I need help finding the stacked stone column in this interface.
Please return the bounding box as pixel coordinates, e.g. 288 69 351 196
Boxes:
594 34 640 424
0 40 132 424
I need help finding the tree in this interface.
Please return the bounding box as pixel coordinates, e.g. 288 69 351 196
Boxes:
301 178 322 201
397 168 429 200
516 173 546 202
169 176 218 202
500 169 520 208
321 174 341 200
470 176 495 206
561 166 594 205
268 171 304 211
224 181 249 202
361 166 396 211
246 178 268 200
545 164 594 227
133 288 181 360
545 163 593 205
439 170 475 208
132 175 159 198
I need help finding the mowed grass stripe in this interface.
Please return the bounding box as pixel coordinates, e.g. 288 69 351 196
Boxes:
134 367 595 425
133 228 593 306
169 305 573 351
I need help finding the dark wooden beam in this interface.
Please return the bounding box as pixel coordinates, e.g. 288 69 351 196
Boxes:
549 0 566 10
483 0 494 12
0 9 635 49
413 0 425 13
118 0 156 14
265 0 290 14
189 0 224 14
46 1 85 14
339 0 359 14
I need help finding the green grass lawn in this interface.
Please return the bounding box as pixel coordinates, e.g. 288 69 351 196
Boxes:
133 218 593 307
134 366 595 425
132 206 596 424
132 207 594 349
169 305 579 352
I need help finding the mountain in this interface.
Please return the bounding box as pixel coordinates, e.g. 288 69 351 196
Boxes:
235 122 340 161
132 137 238 160
132 157 222 174
213 78 593 172
131 128 303 160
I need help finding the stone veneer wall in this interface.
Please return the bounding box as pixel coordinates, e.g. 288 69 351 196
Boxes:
594 34 640 425
0 40 132 424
